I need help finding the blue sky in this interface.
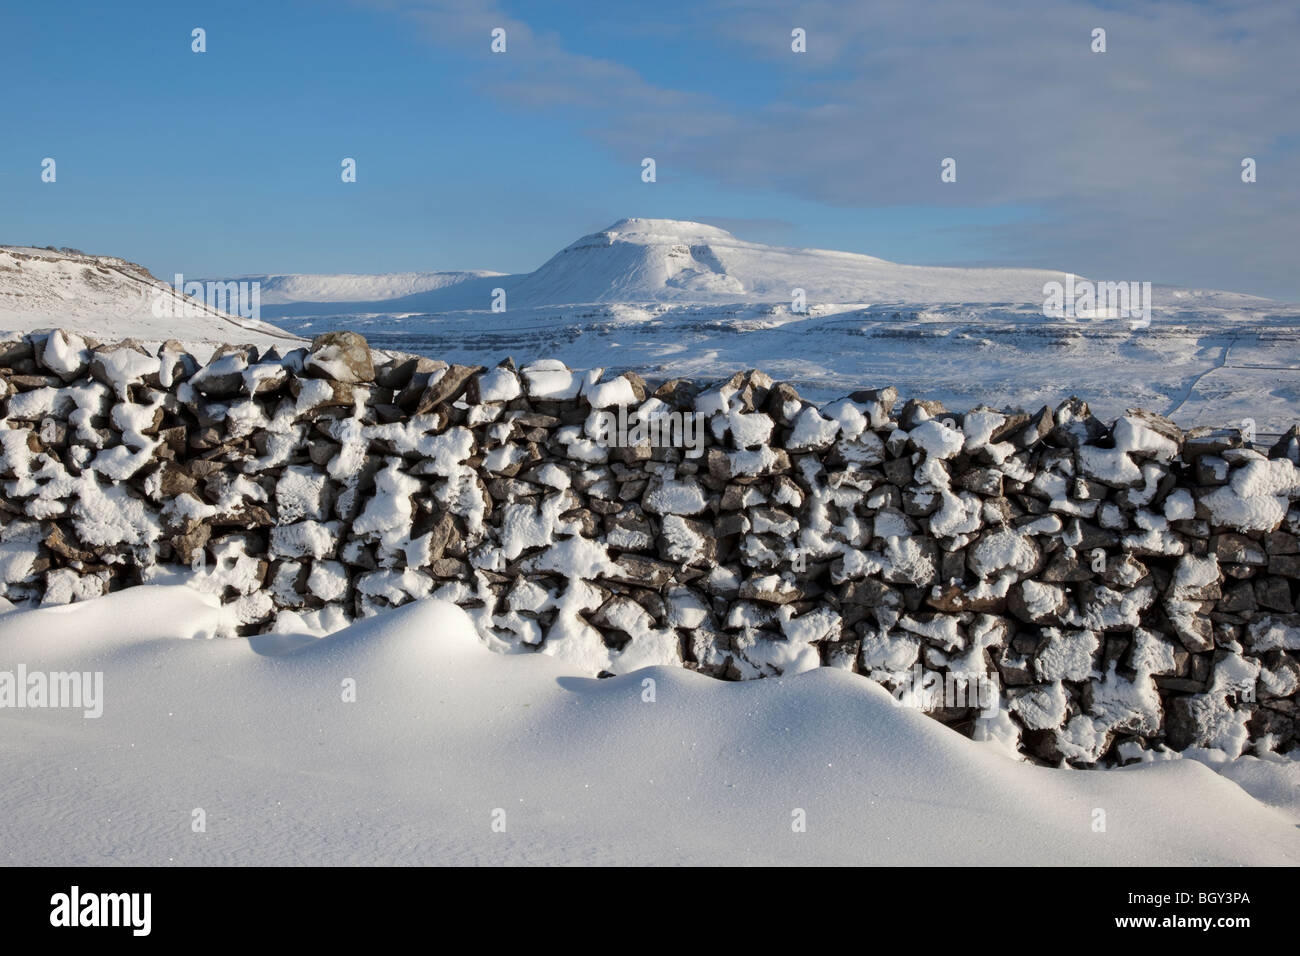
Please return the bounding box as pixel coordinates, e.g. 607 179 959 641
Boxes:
3 0 1297 298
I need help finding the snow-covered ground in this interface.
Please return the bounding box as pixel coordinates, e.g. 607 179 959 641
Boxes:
281 302 1300 436
1 586 1296 866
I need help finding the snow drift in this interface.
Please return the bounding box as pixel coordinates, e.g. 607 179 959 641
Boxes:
0 587 1295 866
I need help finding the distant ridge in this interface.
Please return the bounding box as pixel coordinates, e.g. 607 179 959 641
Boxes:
233 218 1276 318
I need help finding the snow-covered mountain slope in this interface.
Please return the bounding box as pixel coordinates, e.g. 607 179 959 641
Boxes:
2 588 1295 866
508 217 1068 307
226 269 504 307
0 246 300 347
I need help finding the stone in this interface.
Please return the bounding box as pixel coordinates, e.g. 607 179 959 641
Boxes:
1268 554 1300 579
898 398 948 430
607 554 677 589
1164 697 1206 750
841 579 902 608
992 645 1032 684
1268 425 1300 465
1211 533 1266 566
1183 426 1244 460
415 364 483 413
305 331 374 384
37 329 90 382
375 354 445 390
190 352 249 397
1255 576 1295 612
1012 406 1053 449
1048 397 1108 448
1266 531 1300 555
955 466 1003 496
1008 580 1068 625
289 376 355 411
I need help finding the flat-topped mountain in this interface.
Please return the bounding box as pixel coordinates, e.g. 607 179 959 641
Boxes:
233 218 1278 317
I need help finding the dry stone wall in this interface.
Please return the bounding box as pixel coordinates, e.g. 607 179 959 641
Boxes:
2 328 1299 766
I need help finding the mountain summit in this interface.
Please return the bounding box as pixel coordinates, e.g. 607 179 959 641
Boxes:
511 218 752 304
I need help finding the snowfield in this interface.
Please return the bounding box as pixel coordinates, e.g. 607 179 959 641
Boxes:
282 303 1300 436
0 586 1296 866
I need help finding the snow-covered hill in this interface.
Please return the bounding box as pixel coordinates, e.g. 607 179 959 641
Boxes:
266 215 1071 313
508 217 1073 307
249 218 1280 316
0 246 300 347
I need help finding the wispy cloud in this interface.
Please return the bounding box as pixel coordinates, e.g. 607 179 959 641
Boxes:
366 0 1300 297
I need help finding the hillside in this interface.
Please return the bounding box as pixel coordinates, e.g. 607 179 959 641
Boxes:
0 246 300 347
508 217 1069 306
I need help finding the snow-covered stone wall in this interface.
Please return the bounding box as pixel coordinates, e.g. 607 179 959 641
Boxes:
2 329 1298 766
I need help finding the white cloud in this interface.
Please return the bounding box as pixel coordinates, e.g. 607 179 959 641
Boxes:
369 0 1300 297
